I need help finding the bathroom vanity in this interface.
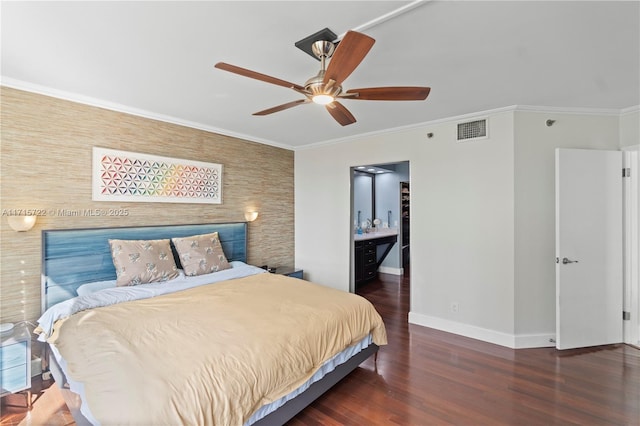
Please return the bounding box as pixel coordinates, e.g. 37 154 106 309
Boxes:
354 229 398 286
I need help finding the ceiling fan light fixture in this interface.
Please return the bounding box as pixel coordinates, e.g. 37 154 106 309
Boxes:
216 30 430 126
312 94 334 105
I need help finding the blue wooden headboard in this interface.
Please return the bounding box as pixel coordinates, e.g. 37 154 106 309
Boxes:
41 222 247 312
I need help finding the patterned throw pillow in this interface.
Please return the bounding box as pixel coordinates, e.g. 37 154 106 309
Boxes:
109 239 180 286
171 232 231 277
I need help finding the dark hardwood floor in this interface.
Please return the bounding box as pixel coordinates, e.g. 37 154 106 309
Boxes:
0 375 73 426
2 271 639 425
288 271 640 426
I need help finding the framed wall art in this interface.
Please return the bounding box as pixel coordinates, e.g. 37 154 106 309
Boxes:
92 147 222 204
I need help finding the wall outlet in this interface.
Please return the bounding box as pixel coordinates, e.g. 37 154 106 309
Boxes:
450 302 459 313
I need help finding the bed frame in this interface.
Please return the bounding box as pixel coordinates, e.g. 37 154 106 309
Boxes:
41 222 248 312
41 222 378 426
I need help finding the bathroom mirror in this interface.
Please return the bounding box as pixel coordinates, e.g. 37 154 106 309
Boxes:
353 171 375 229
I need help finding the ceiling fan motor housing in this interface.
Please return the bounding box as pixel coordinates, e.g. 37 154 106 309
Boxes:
311 40 335 60
305 71 342 98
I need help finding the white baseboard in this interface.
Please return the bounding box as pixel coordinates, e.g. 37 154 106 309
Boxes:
513 333 556 349
378 266 403 275
408 312 555 349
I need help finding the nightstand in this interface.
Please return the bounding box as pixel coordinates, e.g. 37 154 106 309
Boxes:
273 267 304 279
1 322 31 407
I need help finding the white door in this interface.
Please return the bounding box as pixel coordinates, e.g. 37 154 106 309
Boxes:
555 148 623 350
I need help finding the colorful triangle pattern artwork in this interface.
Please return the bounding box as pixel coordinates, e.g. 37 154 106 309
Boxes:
92 148 222 204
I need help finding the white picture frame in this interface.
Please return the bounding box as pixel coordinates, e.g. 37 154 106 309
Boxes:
92 147 222 204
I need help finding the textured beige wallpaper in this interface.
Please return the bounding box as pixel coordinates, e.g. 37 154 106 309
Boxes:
0 87 294 324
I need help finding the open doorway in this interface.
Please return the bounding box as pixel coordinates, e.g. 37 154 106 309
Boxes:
350 161 410 296
400 181 410 272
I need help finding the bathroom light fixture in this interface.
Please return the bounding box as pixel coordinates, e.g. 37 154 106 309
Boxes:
244 211 258 222
7 216 36 232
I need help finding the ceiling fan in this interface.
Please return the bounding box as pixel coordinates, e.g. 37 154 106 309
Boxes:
214 30 431 126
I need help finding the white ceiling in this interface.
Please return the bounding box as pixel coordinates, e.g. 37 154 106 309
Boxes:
2 1 638 150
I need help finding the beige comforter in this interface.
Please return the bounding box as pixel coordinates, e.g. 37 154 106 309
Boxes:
49 273 387 425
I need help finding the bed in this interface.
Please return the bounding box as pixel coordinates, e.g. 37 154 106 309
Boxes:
37 222 387 425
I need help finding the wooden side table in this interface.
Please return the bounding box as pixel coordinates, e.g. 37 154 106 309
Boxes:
273 267 303 279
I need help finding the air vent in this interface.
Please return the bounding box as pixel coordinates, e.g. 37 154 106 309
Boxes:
457 119 487 141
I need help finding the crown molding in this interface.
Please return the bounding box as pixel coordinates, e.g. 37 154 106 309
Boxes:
3 77 636 151
0 77 292 151
295 105 639 151
620 105 640 116
296 105 519 151
514 104 626 116
297 104 637 151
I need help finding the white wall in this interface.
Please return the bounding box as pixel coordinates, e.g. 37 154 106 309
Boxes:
513 111 621 344
295 106 627 348
620 108 639 148
296 110 517 341
295 134 414 290
411 112 516 338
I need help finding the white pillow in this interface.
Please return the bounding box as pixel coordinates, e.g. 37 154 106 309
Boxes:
76 270 186 296
76 279 116 296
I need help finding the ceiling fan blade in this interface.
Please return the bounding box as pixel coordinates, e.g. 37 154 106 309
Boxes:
345 87 431 101
215 62 305 91
325 101 356 126
323 31 375 86
253 99 310 116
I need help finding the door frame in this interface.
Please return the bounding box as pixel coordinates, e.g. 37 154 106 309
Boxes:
349 161 411 293
623 147 639 345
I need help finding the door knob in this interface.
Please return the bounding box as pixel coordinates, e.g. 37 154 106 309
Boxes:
562 257 578 264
